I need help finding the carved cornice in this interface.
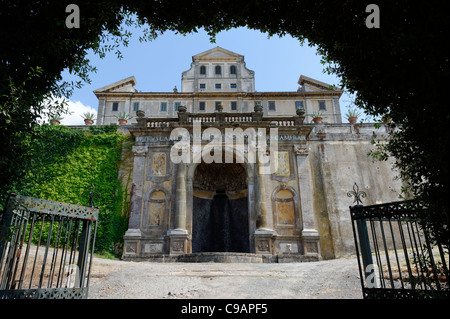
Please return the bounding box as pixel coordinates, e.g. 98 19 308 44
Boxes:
293 145 310 156
132 145 148 156
94 90 342 99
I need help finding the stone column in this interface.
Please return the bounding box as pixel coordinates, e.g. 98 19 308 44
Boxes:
256 159 268 228
174 163 187 229
294 144 320 258
247 166 256 252
167 163 189 255
254 156 276 255
123 145 148 259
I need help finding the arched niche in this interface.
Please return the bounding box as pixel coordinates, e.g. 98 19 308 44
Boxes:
143 186 170 231
271 184 300 228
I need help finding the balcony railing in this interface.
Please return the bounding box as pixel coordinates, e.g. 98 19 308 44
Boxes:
135 107 306 128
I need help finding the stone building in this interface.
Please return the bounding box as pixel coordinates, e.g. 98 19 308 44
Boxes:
94 47 401 261
95 47 343 125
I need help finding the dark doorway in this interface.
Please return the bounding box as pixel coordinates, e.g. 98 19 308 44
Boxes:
192 162 249 253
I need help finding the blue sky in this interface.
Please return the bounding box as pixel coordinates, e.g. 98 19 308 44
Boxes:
60 26 355 125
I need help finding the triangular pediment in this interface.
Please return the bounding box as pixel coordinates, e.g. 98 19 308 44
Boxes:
94 76 137 93
298 75 337 92
193 47 243 62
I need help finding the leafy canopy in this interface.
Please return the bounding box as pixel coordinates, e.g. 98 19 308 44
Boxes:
1 1 448 245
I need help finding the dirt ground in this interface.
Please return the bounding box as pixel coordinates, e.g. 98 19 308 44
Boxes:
87 256 363 299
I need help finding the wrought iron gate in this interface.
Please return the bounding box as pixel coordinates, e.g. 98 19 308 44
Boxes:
0 194 98 299
349 199 449 299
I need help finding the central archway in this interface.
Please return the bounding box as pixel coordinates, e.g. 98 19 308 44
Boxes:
191 161 249 253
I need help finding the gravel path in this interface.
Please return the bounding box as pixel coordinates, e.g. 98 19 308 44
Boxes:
87 257 363 299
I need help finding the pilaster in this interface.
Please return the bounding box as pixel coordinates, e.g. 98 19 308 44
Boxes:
122 145 148 258
254 156 277 254
96 98 106 126
294 144 321 258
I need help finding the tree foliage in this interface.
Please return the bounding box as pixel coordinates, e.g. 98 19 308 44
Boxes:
5 125 129 255
0 0 132 197
1 0 448 246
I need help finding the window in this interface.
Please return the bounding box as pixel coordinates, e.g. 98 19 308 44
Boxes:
215 65 221 74
269 101 276 111
319 100 326 110
231 101 237 111
215 101 222 111
199 83 206 89
295 101 304 109
160 102 167 112
174 102 181 111
133 102 139 112
230 65 236 74
112 102 119 112
230 83 237 89
200 65 206 75
199 101 206 111
254 101 262 107
215 83 221 89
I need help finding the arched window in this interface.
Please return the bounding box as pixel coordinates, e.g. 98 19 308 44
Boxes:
215 65 222 75
230 65 236 75
200 65 206 75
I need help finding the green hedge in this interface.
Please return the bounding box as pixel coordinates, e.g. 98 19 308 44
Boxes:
5 124 130 257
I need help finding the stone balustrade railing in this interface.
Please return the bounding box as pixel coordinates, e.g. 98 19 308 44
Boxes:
135 107 306 128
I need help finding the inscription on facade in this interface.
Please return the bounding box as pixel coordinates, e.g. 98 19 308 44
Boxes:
136 134 306 143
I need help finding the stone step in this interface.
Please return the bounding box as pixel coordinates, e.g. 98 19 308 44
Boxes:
129 252 319 263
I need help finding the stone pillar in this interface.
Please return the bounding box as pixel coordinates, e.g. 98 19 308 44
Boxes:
123 145 148 259
174 163 187 229
247 167 256 252
256 159 268 228
254 158 276 255
167 163 189 255
294 144 320 258
124 98 131 114
96 98 106 126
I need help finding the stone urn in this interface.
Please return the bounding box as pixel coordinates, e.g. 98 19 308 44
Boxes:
295 107 306 125
136 109 145 118
296 108 305 117
254 104 263 112
216 104 223 112
178 105 187 113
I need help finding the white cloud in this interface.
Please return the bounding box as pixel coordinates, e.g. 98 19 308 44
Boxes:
61 100 97 126
39 97 97 126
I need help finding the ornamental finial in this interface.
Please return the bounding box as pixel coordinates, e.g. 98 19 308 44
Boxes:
347 182 367 206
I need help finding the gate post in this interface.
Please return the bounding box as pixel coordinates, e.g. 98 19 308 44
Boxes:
77 220 91 288
355 214 374 280
348 183 376 290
